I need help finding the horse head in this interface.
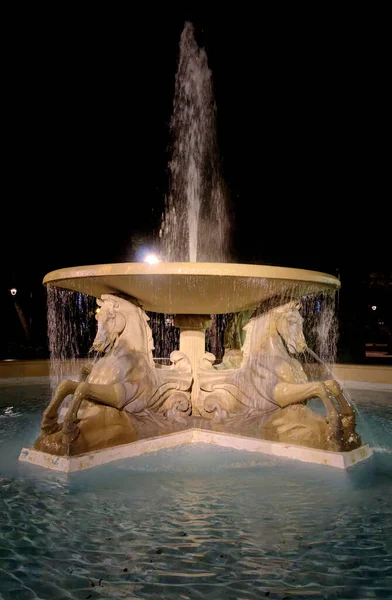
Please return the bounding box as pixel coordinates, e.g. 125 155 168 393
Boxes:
93 296 127 352
244 300 307 357
92 294 154 360
275 302 307 354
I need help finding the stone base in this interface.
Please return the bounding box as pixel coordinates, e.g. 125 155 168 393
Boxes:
18 430 373 473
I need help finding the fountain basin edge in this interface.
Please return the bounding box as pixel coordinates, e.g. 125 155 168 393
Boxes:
18 429 372 473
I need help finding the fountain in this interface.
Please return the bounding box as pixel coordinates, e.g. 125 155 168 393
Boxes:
19 22 371 472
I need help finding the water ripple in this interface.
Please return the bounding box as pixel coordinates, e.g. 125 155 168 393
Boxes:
0 383 391 598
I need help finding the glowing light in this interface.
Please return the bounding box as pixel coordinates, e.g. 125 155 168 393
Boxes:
144 254 160 265
10 288 17 296
372 306 377 311
95 307 101 314
136 246 163 264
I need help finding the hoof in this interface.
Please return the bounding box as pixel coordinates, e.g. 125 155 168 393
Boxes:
40 416 62 436
61 420 80 444
34 424 80 456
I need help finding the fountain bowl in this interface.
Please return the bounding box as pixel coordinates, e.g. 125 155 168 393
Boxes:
43 262 340 314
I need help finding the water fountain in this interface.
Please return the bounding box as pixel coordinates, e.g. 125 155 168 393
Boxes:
19 22 371 472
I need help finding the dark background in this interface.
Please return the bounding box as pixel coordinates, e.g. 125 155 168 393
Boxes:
2 7 391 362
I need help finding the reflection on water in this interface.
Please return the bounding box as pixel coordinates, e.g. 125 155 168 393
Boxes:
0 381 391 599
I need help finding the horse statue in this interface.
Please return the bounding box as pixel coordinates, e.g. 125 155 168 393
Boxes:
199 301 361 452
35 294 192 456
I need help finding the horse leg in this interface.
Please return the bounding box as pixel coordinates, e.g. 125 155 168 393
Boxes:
61 382 128 441
274 381 342 450
324 379 354 418
41 379 79 434
324 380 361 449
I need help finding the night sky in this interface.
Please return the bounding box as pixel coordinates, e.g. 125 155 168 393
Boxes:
2 8 390 357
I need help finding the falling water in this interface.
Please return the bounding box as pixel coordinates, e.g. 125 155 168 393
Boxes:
147 312 179 361
202 284 340 373
302 291 339 366
46 285 97 393
160 21 231 262
206 315 228 362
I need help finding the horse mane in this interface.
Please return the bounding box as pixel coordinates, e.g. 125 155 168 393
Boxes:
98 294 155 358
253 295 301 318
99 292 143 309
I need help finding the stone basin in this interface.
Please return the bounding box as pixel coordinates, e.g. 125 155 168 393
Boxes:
43 262 340 314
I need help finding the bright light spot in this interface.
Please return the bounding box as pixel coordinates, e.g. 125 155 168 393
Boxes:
372 305 377 311
144 254 160 265
95 307 101 314
10 288 17 296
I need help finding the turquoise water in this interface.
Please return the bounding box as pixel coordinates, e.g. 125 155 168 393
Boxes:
0 380 391 599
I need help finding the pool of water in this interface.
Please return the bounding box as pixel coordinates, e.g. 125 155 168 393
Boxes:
0 379 391 599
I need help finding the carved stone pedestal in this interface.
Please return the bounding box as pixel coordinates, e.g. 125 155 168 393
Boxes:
174 314 211 415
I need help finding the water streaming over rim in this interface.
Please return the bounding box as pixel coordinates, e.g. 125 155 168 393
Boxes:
46 285 97 391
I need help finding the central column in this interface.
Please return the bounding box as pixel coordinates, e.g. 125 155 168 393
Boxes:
174 314 211 416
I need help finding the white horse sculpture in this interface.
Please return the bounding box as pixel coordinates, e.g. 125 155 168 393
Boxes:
35 294 192 455
199 301 360 452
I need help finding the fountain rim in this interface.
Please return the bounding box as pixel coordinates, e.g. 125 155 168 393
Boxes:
43 262 340 314
43 262 340 289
